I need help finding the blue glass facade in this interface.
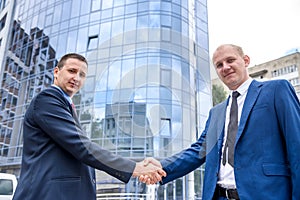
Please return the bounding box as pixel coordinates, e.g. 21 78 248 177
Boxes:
0 0 211 199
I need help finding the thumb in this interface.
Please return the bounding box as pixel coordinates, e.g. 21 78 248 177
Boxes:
144 157 162 168
143 158 151 166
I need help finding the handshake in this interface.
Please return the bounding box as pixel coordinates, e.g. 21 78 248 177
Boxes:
133 157 167 185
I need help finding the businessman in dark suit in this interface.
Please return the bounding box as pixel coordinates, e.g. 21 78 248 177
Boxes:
141 44 300 199
13 53 166 200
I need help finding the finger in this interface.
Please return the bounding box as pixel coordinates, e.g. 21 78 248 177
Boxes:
139 175 149 183
151 172 161 183
143 158 150 166
157 169 167 177
145 176 152 185
139 175 145 183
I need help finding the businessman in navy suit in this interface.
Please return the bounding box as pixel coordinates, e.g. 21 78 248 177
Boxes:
13 53 165 200
141 44 300 199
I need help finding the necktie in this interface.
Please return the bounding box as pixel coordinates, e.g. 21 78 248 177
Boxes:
71 102 77 113
223 91 240 166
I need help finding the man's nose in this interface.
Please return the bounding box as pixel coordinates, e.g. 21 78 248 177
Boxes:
223 62 231 70
73 73 81 81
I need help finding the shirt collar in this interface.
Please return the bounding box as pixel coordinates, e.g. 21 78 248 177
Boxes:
230 78 253 97
52 84 72 104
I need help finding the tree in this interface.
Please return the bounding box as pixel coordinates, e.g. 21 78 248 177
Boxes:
212 84 227 106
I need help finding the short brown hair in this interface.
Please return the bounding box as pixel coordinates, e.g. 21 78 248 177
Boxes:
57 53 88 69
215 44 245 57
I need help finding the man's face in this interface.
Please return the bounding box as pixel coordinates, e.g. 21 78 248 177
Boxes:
213 45 250 90
53 58 87 97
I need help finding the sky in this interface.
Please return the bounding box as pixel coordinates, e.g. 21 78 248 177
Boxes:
207 0 300 66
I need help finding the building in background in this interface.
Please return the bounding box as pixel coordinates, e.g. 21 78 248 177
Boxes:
248 51 300 99
0 0 211 199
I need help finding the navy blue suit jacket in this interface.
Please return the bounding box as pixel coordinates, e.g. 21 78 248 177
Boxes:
13 86 136 200
161 80 300 200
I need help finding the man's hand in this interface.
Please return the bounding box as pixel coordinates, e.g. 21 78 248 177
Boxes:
136 157 166 184
143 157 162 168
133 158 166 185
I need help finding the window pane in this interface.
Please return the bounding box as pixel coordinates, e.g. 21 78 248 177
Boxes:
99 22 111 45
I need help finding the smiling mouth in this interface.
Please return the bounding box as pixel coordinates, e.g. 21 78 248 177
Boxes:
69 83 78 89
224 72 235 78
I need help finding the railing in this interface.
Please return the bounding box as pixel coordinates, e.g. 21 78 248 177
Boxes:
97 193 153 200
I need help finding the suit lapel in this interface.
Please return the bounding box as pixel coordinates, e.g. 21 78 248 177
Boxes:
216 100 228 151
207 100 228 152
204 100 227 167
236 80 263 142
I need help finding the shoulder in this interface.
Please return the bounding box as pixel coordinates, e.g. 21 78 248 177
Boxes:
33 86 68 107
253 79 291 87
38 86 64 99
252 79 298 102
210 100 227 116
40 86 64 96
250 79 294 93
212 100 227 110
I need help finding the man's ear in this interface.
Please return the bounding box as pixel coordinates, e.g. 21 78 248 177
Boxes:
243 55 250 67
53 66 59 79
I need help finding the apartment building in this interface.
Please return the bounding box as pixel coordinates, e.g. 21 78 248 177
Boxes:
248 51 300 99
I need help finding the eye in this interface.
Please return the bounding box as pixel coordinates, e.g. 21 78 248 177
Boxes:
68 69 76 73
216 63 223 69
80 72 86 78
227 58 235 63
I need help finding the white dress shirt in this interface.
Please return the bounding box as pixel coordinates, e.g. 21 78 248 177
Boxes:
217 78 253 189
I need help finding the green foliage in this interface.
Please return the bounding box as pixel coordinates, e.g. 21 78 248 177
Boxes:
212 84 227 106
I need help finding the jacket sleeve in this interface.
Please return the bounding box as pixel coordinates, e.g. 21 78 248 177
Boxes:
160 114 211 184
32 89 136 183
274 80 300 200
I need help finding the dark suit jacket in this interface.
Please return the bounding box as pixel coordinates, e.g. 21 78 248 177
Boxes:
13 86 136 200
161 80 300 200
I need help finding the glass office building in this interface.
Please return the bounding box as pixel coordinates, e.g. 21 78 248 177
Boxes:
0 0 211 199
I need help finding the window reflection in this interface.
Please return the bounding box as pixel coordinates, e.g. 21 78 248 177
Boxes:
107 62 121 90
113 6 125 16
92 0 101 12
45 14 53 27
149 1 160 11
62 1 71 20
87 35 98 50
120 59 134 88
99 22 111 45
114 0 125 7
161 14 171 27
101 9 112 19
67 30 77 52
112 19 124 37
138 2 149 12
161 1 171 12
149 14 160 28
124 17 136 31
102 1 113 10
125 3 137 15
53 4 62 24
137 15 148 28
81 0 91 14
76 27 88 52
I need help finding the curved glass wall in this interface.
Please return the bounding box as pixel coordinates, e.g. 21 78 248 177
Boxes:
0 0 211 199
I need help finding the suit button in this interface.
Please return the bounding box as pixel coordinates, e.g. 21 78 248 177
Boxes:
93 179 96 184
